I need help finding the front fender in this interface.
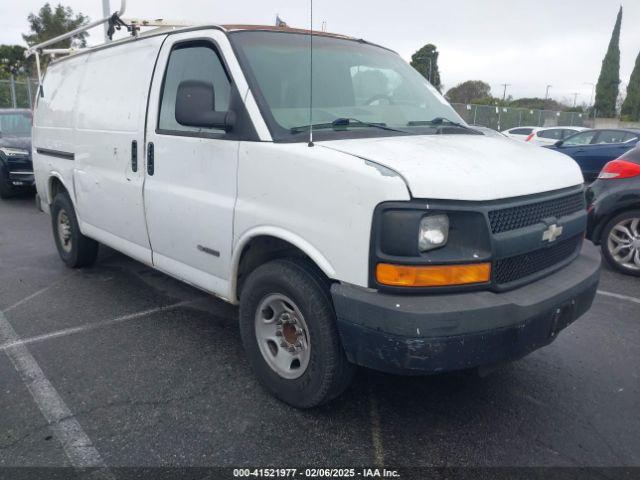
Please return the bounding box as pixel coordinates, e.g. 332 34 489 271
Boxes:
230 226 337 302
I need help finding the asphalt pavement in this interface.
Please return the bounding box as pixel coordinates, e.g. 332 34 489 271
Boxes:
1 193 639 476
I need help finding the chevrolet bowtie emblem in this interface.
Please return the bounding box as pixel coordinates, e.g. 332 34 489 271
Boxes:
542 224 564 243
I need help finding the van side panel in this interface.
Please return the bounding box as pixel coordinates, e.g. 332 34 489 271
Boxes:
32 54 89 205
72 36 166 265
233 143 410 292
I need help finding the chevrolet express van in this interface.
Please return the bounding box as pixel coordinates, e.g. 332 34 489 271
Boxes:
33 25 601 408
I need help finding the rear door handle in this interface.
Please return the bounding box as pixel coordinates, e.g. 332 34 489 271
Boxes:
147 142 154 176
131 140 138 172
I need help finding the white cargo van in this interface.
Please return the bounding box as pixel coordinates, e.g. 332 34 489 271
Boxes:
32 23 601 408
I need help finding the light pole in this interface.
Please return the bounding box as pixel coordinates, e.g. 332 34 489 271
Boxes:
572 92 579 108
545 84 552 100
583 82 596 118
102 0 111 41
414 55 433 84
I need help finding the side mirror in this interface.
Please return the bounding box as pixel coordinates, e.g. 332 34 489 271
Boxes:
175 80 235 132
554 140 564 147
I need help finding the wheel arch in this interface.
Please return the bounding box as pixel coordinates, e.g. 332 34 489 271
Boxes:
594 203 640 245
46 173 72 205
231 227 337 303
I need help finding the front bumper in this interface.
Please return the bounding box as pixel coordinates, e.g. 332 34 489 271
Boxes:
331 243 601 375
8 171 35 187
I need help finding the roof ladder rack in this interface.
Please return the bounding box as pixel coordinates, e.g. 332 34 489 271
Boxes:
24 0 195 98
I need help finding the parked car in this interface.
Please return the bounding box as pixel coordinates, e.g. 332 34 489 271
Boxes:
501 126 538 141
0 108 34 198
32 23 601 408
546 128 640 182
586 146 640 276
524 126 589 146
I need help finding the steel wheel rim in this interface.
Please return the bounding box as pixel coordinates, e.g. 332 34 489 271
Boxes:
607 217 640 271
57 209 73 253
254 293 311 379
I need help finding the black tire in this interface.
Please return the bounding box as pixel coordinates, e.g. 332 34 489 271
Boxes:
239 258 356 408
0 168 14 199
50 192 99 268
600 209 640 277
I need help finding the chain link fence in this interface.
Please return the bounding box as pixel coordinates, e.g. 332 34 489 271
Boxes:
451 103 587 131
0 77 39 109
1 79 592 127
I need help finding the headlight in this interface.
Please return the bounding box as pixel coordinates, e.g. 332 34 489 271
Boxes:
0 147 29 157
418 214 449 252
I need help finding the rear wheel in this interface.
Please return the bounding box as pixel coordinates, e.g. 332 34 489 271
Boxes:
51 192 99 268
601 210 640 276
239 259 356 408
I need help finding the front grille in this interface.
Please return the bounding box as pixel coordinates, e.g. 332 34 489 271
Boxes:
488 192 585 234
494 235 582 285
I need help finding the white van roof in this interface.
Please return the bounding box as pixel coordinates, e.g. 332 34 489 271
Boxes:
45 24 359 66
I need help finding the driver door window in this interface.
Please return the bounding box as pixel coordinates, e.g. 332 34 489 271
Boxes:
563 131 596 146
159 44 231 134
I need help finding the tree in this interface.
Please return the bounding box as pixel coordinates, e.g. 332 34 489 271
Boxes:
509 97 567 111
594 7 622 118
621 51 640 121
410 44 442 92
0 45 31 77
22 3 90 52
445 80 491 104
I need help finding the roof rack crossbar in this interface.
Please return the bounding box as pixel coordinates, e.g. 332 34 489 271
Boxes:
25 0 127 58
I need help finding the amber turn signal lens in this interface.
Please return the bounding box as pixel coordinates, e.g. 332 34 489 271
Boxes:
376 262 491 287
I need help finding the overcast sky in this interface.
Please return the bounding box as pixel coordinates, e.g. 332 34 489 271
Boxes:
1 0 637 105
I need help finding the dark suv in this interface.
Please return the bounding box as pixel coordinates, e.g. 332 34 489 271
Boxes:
0 108 33 199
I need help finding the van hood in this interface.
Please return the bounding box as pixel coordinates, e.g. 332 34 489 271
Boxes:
319 134 584 201
0 135 31 152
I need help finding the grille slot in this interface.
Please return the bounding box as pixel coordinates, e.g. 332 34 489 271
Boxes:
494 235 582 285
488 192 585 234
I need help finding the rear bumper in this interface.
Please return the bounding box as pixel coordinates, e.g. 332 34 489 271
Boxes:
331 243 601 375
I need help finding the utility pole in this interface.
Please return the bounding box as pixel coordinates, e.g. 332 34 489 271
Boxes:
102 0 111 41
501 83 511 103
545 85 552 100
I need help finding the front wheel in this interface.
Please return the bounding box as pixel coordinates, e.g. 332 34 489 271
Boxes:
50 192 99 268
601 210 640 276
239 259 356 408
0 168 14 199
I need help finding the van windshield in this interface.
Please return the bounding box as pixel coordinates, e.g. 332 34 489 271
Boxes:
230 31 466 141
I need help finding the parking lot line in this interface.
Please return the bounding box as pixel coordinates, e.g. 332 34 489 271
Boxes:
597 290 640 305
0 310 114 479
2 284 57 314
0 300 194 352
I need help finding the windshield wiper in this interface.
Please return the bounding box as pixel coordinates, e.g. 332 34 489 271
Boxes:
290 117 407 134
407 117 480 134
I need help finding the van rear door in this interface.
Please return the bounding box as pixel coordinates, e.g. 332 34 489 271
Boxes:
143 31 241 298
73 37 165 264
